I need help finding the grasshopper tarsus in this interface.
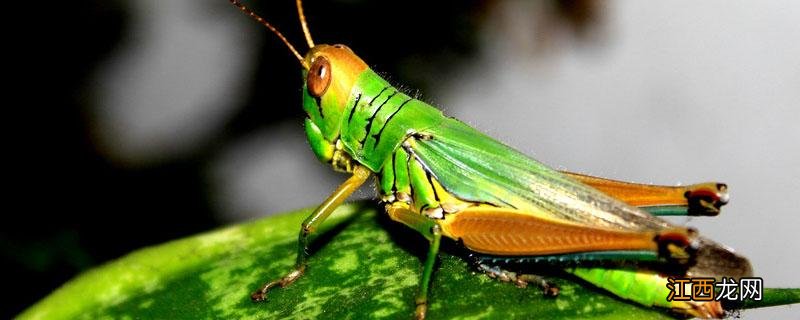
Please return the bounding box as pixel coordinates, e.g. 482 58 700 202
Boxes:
250 282 274 302
250 279 281 302
542 283 560 297
251 267 306 302
250 290 268 302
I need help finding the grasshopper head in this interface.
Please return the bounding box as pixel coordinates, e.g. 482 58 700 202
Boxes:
229 1 367 170
301 45 367 171
302 44 367 142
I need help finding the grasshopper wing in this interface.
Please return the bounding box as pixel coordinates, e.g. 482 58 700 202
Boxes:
410 117 751 277
412 117 669 231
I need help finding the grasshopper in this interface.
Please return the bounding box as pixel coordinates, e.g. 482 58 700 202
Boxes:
231 1 751 318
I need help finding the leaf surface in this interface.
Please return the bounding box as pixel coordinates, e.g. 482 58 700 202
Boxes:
19 202 800 319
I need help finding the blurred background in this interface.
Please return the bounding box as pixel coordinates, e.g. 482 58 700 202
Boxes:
6 0 799 318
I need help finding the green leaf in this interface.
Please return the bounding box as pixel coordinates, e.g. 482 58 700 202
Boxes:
18 202 800 319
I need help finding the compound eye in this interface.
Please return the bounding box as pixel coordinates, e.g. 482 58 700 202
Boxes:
307 56 332 97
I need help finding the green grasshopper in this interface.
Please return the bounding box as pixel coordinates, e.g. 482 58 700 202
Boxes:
231 1 752 318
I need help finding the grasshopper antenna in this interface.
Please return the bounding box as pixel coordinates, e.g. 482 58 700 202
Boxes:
229 0 309 69
296 0 315 48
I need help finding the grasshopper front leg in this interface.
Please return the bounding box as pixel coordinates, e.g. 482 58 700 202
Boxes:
251 165 372 302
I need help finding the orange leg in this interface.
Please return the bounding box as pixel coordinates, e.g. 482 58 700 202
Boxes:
560 171 728 216
438 206 694 263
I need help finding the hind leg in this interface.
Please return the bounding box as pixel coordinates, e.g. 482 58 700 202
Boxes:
561 171 728 216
